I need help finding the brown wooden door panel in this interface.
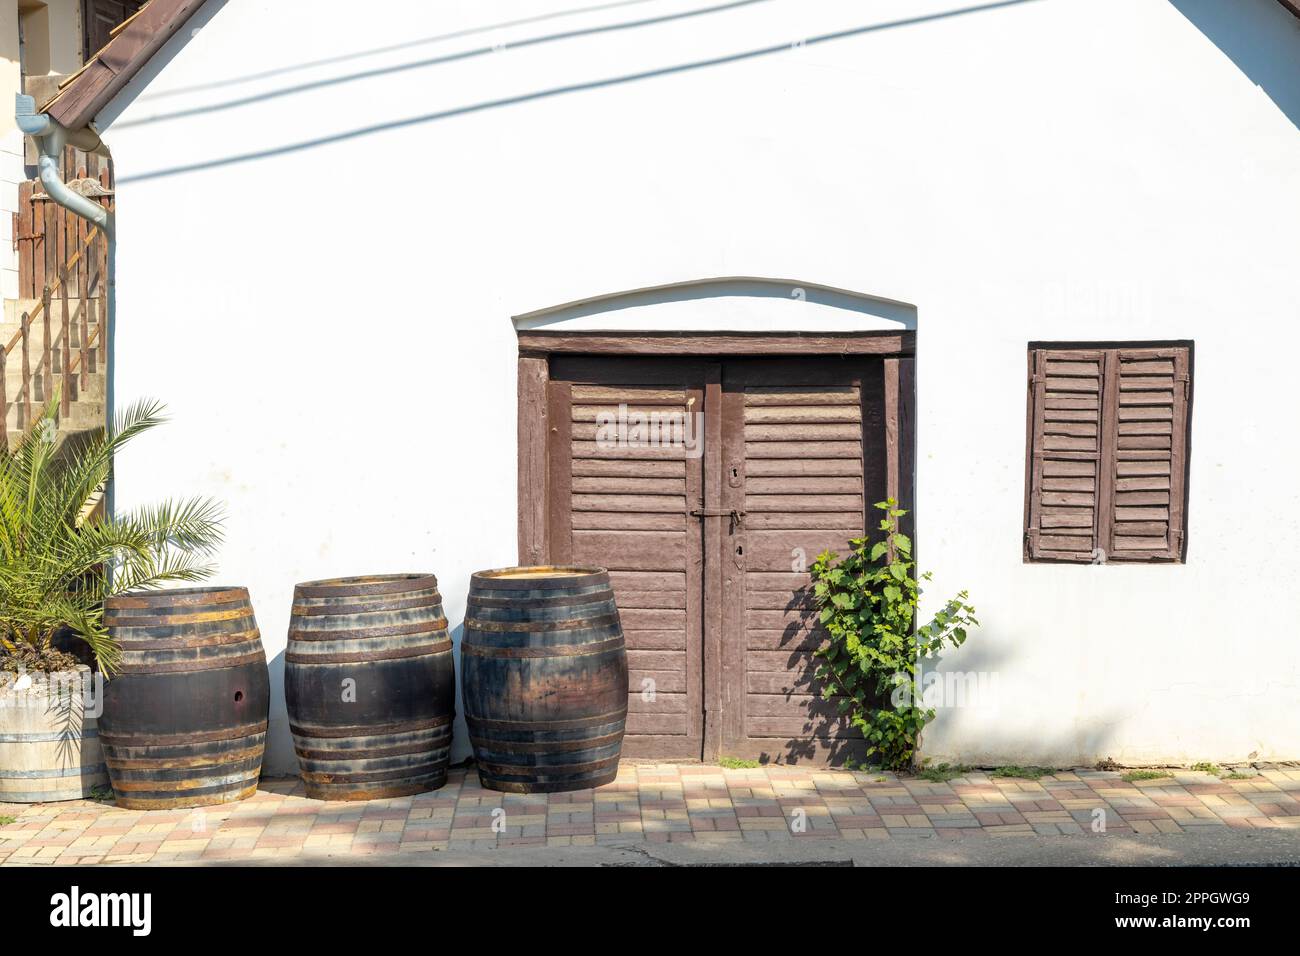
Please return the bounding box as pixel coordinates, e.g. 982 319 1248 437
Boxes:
719 358 887 766
546 360 709 759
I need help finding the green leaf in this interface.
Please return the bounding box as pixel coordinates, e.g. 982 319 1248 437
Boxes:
786 498 977 771
0 396 224 675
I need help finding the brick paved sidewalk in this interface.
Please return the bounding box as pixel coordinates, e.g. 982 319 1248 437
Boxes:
1 764 1298 865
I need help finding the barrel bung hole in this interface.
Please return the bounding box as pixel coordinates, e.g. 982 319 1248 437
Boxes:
234 691 244 703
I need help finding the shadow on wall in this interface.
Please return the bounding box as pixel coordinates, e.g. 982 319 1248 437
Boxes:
113 0 1042 183
263 647 294 774
134 0 667 102
115 0 777 129
1169 0 1300 129
757 593 1126 768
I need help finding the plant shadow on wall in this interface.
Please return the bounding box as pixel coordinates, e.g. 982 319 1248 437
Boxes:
773 500 978 771
0 394 224 678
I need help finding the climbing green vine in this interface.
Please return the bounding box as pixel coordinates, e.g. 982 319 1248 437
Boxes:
810 499 978 771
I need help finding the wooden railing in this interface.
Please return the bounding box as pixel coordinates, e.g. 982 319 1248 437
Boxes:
1 213 110 446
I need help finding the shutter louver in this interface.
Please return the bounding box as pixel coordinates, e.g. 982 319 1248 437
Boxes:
1103 346 1190 561
1026 349 1104 561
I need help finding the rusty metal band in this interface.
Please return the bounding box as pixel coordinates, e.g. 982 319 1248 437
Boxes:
464 709 626 733
100 721 268 748
460 636 624 659
466 591 613 610
304 782 444 800
286 619 449 642
289 592 444 616
294 575 439 598
109 770 262 793
300 761 449 784
115 784 260 809
112 628 261 651
469 730 624 754
103 743 266 771
464 612 620 633
105 605 254 627
285 639 452 664
112 649 267 674
478 776 616 794
477 755 621 777
293 738 451 761
107 588 249 609
288 714 453 739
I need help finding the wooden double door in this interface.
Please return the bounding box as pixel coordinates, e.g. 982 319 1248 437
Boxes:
540 352 908 765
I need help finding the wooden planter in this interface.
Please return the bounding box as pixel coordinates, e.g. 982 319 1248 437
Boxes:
461 566 628 793
0 665 108 802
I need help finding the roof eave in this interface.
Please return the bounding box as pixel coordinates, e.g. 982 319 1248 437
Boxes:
43 0 208 132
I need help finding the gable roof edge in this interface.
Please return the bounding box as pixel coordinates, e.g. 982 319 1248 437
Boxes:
42 0 208 132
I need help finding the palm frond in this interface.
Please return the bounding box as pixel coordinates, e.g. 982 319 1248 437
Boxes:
0 397 224 673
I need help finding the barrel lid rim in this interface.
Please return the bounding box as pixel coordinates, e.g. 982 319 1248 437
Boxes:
106 586 250 607
115 585 246 596
294 573 439 589
472 566 608 582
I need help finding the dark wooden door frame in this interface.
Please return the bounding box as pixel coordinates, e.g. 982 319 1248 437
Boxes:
516 329 916 762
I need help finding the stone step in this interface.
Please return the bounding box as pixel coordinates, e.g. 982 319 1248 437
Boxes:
5 402 106 441
3 361 106 383
0 323 104 351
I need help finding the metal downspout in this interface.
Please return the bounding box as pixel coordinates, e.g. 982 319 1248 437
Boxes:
15 94 115 240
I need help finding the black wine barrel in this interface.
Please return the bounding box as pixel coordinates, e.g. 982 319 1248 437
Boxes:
101 587 270 810
462 566 628 793
285 574 454 800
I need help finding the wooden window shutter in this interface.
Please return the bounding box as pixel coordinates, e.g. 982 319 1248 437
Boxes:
82 1 147 63
1026 344 1191 563
1101 346 1190 561
1025 349 1105 561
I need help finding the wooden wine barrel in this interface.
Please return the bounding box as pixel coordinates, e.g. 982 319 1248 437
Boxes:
285 574 455 800
0 666 107 802
462 566 628 793
101 587 269 810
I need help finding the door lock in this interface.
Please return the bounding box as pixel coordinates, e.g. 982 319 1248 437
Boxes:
689 508 745 529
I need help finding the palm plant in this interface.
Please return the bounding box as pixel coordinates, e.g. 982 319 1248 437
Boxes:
0 394 223 675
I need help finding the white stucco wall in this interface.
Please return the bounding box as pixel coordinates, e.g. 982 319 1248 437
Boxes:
95 0 1300 772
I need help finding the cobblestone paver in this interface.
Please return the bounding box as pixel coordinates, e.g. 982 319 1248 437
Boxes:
1 765 1297 864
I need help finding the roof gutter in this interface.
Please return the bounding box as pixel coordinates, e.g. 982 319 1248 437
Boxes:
15 93 114 240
